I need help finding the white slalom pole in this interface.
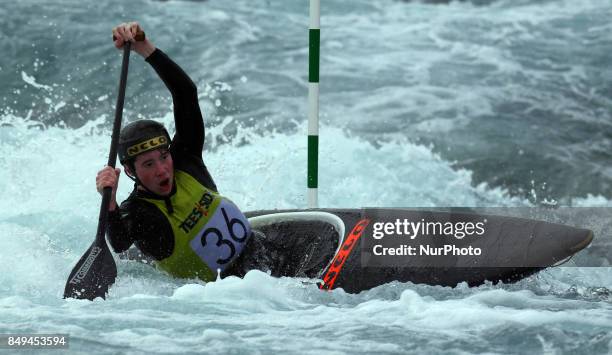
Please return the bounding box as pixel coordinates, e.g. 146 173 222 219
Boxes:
307 0 320 208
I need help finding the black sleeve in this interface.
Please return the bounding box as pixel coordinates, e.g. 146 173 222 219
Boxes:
106 199 174 260
145 48 205 157
145 48 218 192
106 208 135 253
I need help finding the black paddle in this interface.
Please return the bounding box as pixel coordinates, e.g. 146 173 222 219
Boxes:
64 34 143 300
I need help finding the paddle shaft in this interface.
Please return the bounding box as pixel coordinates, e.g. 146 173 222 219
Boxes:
96 42 131 242
98 32 144 228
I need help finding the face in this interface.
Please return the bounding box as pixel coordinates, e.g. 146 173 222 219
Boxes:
127 148 174 196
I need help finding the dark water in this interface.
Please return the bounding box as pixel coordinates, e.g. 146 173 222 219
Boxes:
1 0 611 203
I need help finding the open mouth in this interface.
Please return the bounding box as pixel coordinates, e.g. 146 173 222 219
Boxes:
160 179 170 189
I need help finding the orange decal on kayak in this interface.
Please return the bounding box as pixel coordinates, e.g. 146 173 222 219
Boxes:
319 218 370 291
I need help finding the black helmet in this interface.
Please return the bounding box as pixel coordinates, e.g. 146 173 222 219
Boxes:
118 120 171 164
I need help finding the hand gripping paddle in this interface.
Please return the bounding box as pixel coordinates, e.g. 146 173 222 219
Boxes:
64 32 144 300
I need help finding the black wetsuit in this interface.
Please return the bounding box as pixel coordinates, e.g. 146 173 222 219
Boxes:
107 48 217 260
107 48 338 281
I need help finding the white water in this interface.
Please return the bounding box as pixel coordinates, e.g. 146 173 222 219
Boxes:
0 112 611 354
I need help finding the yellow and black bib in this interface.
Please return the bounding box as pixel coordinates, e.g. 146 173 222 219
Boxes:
140 170 251 281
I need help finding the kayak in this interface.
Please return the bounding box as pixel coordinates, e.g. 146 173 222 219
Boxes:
246 208 593 292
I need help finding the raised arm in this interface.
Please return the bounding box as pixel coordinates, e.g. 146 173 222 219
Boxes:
145 49 205 157
113 22 205 157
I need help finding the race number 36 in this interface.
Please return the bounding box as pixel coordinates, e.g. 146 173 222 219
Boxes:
189 199 251 271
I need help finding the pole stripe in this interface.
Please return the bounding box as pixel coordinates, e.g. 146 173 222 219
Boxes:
309 29 320 83
308 188 318 208
307 135 319 188
310 0 320 28
308 83 319 135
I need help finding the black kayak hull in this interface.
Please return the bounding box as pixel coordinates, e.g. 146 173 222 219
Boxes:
245 208 593 292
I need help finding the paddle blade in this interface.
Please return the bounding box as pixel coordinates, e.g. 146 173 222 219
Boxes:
64 240 117 300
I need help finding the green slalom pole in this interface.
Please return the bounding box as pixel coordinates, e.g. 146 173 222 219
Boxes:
308 0 320 208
